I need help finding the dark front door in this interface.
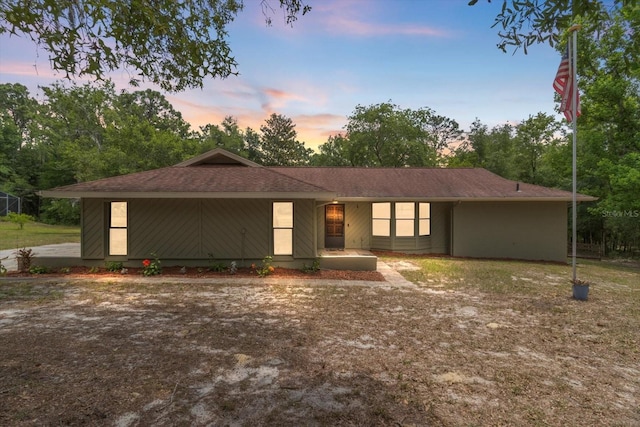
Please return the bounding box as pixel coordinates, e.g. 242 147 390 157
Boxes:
325 204 345 249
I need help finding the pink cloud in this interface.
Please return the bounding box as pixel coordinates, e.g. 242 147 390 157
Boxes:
332 19 449 38
312 0 450 38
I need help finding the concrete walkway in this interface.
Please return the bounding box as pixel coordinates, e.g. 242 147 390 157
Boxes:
0 243 81 272
0 243 415 288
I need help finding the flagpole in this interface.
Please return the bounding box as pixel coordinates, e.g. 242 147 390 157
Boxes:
569 24 580 283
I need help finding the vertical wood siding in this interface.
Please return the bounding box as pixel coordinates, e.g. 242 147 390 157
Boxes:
201 199 270 259
429 202 451 254
316 205 325 249
81 199 104 259
452 201 567 262
294 200 316 258
129 199 201 259
344 202 370 249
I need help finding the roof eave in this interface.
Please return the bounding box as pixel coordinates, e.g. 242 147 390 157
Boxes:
332 196 598 202
38 190 337 200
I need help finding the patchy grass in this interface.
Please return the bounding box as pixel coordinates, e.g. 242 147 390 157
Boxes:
388 255 639 294
0 257 638 426
0 220 80 250
0 281 65 303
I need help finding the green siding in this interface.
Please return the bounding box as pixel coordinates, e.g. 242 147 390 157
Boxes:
345 202 370 249
294 200 316 258
452 201 567 262
129 199 201 259
202 199 270 259
85 198 318 262
81 199 104 259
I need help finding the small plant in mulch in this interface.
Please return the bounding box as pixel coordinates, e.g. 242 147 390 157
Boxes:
301 259 321 274
142 252 162 276
105 261 124 272
28 265 49 274
16 248 33 272
59 267 71 274
229 261 238 275
253 256 275 277
207 253 227 272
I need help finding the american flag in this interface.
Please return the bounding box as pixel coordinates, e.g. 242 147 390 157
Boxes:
553 45 580 122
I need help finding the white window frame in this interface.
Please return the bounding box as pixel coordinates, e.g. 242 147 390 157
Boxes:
372 202 391 237
109 201 128 256
419 202 431 236
372 201 432 238
395 202 415 237
273 202 293 255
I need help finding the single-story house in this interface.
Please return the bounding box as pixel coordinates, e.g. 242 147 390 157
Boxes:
40 148 596 270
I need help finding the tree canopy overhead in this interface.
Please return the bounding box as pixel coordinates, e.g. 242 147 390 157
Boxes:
470 0 638 54
0 0 311 92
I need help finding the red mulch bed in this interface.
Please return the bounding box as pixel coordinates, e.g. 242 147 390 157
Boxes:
4 265 386 281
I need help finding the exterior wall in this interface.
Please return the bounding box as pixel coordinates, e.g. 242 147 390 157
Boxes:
82 198 316 266
344 202 371 249
429 202 451 254
81 198 104 259
316 202 371 250
452 201 568 262
316 201 451 254
293 199 316 258
199 199 270 260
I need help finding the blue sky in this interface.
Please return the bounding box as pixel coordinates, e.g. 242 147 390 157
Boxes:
0 0 565 150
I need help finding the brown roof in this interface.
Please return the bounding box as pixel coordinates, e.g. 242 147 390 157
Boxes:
44 166 331 196
272 167 593 200
40 149 596 201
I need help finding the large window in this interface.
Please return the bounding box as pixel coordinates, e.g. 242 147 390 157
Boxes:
395 202 415 237
372 202 391 236
109 201 127 256
273 202 293 255
372 202 431 237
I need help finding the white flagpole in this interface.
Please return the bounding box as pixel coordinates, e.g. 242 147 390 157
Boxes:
570 25 580 283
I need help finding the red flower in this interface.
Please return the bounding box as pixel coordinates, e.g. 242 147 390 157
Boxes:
142 259 151 267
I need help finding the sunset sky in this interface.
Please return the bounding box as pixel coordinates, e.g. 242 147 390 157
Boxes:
0 0 565 151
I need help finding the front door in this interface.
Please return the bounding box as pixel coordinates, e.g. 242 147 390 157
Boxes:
325 204 345 249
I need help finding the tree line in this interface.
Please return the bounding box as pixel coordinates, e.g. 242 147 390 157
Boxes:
1 2 638 255
1 80 637 256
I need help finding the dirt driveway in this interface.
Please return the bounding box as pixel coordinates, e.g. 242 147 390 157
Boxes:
1 269 639 426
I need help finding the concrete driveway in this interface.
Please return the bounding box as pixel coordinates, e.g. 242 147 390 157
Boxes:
0 243 80 272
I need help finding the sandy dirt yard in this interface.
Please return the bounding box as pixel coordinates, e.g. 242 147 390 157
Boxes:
1 265 639 426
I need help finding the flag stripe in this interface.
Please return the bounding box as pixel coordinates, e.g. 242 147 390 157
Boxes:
553 44 580 122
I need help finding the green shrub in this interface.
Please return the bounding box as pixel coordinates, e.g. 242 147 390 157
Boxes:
141 252 162 276
105 261 124 272
302 259 321 274
29 265 49 274
207 253 227 272
7 212 33 230
254 256 274 277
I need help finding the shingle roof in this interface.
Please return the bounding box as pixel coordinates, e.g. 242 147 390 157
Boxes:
40 149 596 201
272 167 591 200
45 166 331 195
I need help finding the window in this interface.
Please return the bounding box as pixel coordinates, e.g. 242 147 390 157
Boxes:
372 202 390 236
273 202 293 255
372 202 431 237
419 203 431 236
395 202 415 237
109 202 127 256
